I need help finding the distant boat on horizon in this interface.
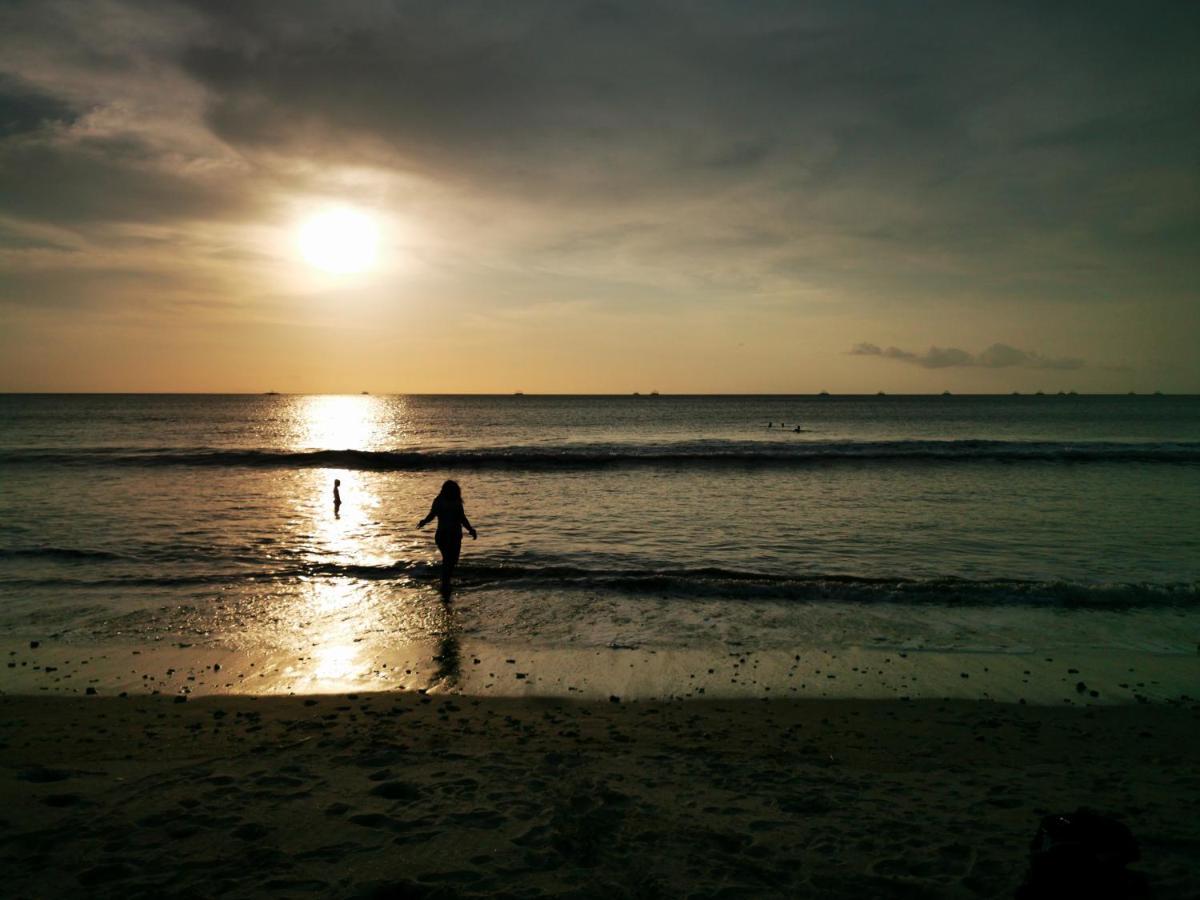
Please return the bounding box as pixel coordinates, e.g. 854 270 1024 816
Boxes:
818 390 830 397
942 390 952 396
264 391 280 395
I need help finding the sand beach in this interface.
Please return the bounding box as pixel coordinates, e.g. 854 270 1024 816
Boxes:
3 686 1199 899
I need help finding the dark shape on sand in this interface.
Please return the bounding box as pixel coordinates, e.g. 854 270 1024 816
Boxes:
418 480 476 593
1017 809 1147 899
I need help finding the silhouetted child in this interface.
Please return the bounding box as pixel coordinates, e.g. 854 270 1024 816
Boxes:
418 480 477 592
333 478 342 512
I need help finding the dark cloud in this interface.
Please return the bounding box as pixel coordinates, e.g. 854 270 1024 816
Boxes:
851 342 1084 370
0 221 74 253
0 73 81 137
164 0 1200 305
0 130 264 226
176 2 1200 195
2 1 1195 259
0 1 264 238
180 3 758 198
0 0 1196 384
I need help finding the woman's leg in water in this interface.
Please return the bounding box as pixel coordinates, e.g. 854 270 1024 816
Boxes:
436 534 462 590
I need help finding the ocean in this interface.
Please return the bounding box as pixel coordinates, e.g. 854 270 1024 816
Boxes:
2 393 1198 701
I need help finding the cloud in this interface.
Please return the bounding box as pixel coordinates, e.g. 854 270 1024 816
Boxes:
2 1 1196 295
0 1 259 235
0 1 1196 390
167 0 1200 305
850 342 1084 370
0 73 81 137
0 131 261 226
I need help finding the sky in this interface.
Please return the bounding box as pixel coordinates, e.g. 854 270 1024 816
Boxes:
1 1 1197 394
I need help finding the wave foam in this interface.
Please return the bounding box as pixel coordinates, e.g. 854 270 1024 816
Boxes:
4 556 1194 609
3 440 1199 470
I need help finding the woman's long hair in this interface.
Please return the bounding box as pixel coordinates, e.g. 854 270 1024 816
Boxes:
438 479 463 511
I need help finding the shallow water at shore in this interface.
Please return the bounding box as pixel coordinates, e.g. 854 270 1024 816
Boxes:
3 394 1198 703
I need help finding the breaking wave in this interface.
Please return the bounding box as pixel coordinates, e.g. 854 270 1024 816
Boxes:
3 440 1199 470
3 555 1195 609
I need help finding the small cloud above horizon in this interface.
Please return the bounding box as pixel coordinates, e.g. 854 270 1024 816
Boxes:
850 342 1085 370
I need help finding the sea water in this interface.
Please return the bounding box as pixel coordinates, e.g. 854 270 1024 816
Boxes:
1 394 1197 699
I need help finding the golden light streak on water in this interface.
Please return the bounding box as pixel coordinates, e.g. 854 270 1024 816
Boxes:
293 393 397 451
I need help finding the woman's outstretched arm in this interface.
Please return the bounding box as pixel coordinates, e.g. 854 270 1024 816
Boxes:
461 510 477 539
417 500 438 528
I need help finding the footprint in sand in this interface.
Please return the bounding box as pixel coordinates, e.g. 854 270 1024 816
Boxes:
296 842 372 861
232 822 271 841
442 809 507 830
18 767 72 783
348 812 440 838
42 793 92 808
262 879 330 893
368 781 421 802
77 862 137 887
349 812 398 830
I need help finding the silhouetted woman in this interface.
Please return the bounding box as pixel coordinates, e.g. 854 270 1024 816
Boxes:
418 480 477 592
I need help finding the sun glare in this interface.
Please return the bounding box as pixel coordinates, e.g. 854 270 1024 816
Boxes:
297 207 379 274
297 394 387 450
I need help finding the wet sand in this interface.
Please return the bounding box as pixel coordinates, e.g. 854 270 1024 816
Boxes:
3 692 1199 899
4 636 1196 705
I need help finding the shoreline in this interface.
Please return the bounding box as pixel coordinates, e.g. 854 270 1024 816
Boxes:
5 635 1197 707
3 692 1199 898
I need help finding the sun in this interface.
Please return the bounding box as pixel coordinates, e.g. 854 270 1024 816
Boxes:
297 207 379 274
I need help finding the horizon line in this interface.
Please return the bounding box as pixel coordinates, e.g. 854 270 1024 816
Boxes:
0 391 1191 398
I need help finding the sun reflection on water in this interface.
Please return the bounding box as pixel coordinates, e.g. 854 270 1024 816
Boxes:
263 393 448 693
264 574 457 694
294 393 397 451
294 393 397 566
309 641 364 684
280 578 388 692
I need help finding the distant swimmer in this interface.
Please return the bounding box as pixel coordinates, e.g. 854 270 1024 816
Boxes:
417 479 477 594
768 422 773 429
793 426 802 433
333 478 342 516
